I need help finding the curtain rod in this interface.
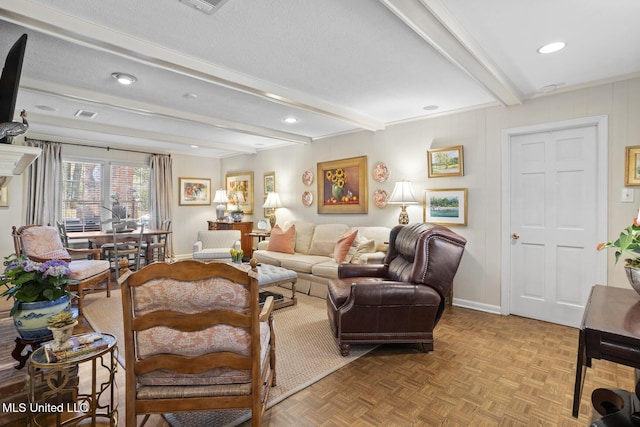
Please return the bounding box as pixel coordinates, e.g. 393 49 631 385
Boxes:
30 139 170 157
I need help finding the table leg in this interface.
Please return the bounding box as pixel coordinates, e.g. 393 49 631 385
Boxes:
572 328 587 417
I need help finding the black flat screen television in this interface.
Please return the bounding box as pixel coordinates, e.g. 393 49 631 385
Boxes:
0 34 27 143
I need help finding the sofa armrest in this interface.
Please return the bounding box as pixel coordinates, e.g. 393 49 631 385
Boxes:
257 240 269 250
193 241 202 252
338 263 388 279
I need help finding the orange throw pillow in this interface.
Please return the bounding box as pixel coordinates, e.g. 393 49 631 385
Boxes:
333 229 358 264
267 225 296 254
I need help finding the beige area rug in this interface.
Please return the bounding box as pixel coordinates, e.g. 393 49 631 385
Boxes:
82 289 377 426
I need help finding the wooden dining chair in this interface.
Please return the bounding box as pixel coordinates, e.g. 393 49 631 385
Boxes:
110 223 145 279
12 225 111 315
141 219 171 264
119 260 276 427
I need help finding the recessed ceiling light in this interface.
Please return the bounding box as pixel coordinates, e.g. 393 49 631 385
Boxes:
537 41 566 54
111 72 137 85
190 145 199 148
283 116 298 124
423 105 439 111
184 92 198 99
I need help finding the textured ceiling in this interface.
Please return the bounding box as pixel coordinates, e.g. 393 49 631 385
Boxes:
0 0 638 158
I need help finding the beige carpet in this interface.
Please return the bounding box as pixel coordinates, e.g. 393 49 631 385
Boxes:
82 289 376 426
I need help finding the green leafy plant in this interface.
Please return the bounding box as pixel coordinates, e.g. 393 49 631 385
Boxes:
0 254 73 316
597 219 640 268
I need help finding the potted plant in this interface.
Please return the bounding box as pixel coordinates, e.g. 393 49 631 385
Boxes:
230 248 244 264
0 254 74 339
47 311 78 350
597 216 640 295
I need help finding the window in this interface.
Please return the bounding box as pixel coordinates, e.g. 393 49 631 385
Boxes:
61 160 103 231
109 164 150 224
61 160 150 231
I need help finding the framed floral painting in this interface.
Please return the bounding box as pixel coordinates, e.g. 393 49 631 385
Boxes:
178 177 211 206
263 172 275 217
226 171 254 214
317 156 368 214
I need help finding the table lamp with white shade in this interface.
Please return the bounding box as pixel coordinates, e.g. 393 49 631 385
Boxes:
387 181 419 224
262 192 283 229
212 189 229 220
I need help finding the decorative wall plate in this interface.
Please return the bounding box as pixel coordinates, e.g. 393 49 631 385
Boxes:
302 170 313 186
373 189 388 208
302 191 313 207
373 163 389 183
257 219 268 230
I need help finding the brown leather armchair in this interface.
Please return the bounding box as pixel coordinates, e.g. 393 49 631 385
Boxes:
327 223 467 356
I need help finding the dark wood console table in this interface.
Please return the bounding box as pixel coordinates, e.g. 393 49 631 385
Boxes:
572 285 640 417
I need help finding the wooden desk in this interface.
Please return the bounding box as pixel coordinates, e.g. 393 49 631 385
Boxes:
67 228 171 265
572 285 640 417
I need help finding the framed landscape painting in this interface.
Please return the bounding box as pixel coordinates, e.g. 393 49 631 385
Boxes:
226 171 254 214
423 188 467 226
427 145 464 178
317 155 368 214
178 177 211 206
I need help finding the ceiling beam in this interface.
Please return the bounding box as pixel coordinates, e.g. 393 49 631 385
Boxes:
379 0 522 106
0 0 385 132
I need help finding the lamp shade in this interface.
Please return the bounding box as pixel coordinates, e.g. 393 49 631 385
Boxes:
212 189 229 204
263 192 283 209
387 181 418 205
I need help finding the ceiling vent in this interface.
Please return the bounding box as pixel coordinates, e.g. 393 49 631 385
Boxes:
74 110 98 119
178 0 231 15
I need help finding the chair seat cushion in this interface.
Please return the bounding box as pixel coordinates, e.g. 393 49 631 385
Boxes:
193 249 233 260
137 322 270 386
68 260 110 280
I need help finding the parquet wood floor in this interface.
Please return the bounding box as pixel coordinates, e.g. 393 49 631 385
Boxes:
3 302 635 426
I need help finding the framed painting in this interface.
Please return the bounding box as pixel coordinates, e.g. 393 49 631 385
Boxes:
226 171 254 214
427 145 464 178
264 172 275 216
317 155 368 214
178 177 211 206
423 188 467 226
625 146 640 186
0 186 7 207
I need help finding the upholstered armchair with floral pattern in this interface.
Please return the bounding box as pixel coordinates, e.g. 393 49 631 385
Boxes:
12 225 111 315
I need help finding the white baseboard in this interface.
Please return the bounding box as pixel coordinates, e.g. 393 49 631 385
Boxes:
452 298 502 315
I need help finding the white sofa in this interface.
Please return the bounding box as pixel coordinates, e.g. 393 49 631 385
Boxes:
252 221 391 298
193 230 241 261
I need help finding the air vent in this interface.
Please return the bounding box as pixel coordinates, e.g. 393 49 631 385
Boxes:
178 0 231 15
74 110 98 119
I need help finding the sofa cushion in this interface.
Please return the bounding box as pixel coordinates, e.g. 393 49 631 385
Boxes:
252 250 299 266
355 226 391 252
286 221 315 255
193 249 232 260
280 254 332 274
311 259 339 279
267 224 295 254
308 240 336 257
334 229 358 264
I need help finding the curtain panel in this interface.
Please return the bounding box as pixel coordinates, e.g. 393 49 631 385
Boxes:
150 154 173 257
25 139 61 225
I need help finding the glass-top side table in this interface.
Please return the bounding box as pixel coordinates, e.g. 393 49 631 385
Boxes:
28 332 118 426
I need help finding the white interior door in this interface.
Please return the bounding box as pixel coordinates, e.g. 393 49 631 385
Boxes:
503 117 607 327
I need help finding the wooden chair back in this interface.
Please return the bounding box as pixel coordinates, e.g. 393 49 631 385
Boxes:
119 260 275 427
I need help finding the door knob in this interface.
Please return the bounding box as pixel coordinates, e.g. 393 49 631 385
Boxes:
511 233 520 240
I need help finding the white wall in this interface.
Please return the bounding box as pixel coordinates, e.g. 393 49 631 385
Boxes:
221 76 640 309
1 76 638 310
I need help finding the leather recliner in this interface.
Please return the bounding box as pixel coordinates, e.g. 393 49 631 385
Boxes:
326 223 467 356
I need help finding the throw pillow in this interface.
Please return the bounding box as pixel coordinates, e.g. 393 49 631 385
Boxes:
267 224 296 254
333 229 358 264
350 238 376 264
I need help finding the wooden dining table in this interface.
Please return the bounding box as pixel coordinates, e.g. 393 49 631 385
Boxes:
67 228 171 265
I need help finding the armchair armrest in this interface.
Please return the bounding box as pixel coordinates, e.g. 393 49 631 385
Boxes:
67 247 103 260
233 240 241 250
193 241 203 252
259 296 274 321
350 281 440 306
338 263 388 279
